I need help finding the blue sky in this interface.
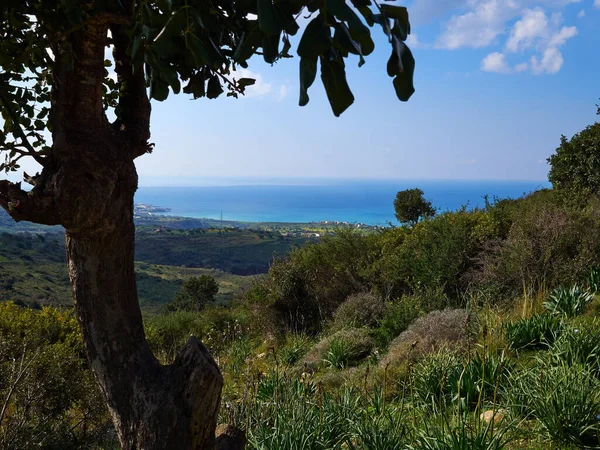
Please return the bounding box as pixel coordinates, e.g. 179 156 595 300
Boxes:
11 0 600 185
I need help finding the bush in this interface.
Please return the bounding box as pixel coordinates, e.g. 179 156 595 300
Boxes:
371 295 423 348
380 309 472 370
303 328 374 371
504 314 563 350
165 274 219 312
277 334 312 367
543 285 595 318
506 363 600 447
0 303 112 449
332 292 385 330
474 190 600 300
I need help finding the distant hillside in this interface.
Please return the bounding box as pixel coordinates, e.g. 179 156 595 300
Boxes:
135 227 308 275
0 232 255 310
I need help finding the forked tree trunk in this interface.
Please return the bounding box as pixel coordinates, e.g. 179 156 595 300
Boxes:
0 13 228 450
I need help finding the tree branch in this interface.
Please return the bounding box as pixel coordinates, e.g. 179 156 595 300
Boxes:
0 180 60 225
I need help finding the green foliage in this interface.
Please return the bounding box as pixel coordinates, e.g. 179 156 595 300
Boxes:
411 413 512 450
588 266 600 293
303 328 374 371
0 1 416 172
0 303 112 449
332 291 385 330
507 363 600 447
371 295 423 348
413 350 513 411
166 274 219 312
548 121 600 201
475 190 600 299
543 285 595 318
504 314 563 350
393 188 436 225
548 322 600 375
278 334 312 367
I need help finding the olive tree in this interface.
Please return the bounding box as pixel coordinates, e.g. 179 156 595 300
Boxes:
0 1 415 448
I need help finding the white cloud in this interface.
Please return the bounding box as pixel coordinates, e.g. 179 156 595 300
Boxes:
434 0 579 57
595 0 600 8
277 85 289 102
436 0 513 50
515 62 530 71
505 8 549 52
577 9 585 17
481 52 512 72
530 46 564 73
406 33 429 48
233 68 272 98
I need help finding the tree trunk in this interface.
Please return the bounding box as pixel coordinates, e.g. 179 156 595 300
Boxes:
0 14 227 450
64 160 223 449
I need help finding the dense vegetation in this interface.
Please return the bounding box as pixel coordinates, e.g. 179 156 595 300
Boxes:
3 117 600 448
4 180 600 448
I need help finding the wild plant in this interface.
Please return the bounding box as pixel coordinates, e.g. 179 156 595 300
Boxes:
548 322 600 375
588 267 600 293
543 285 594 318
277 334 312 366
323 337 356 369
504 314 562 349
506 362 600 447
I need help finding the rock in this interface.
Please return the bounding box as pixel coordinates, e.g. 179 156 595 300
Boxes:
480 409 507 424
215 424 246 450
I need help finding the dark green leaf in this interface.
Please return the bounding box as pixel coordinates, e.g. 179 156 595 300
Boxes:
258 0 281 35
161 65 181 94
392 44 415 102
262 32 281 64
185 33 210 68
206 75 224 99
334 23 365 67
326 0 374 55
299 56 318 107
150 77 169 101
380 5 411 40
238 78 256 89
297 16 331 58
320 55 354 117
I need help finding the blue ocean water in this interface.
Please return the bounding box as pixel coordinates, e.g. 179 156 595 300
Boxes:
134 179 550 226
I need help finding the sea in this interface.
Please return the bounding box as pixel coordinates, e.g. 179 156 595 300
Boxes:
134 178 551 226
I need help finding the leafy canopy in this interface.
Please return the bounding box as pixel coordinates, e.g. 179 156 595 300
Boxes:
393 188 435 225
547 114 600 201
1 0 415 172
167 275 219 312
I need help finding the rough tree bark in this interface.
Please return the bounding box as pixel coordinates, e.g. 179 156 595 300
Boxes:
0 13 226 450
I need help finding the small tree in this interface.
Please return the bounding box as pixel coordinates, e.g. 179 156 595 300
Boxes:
394 188 435 225
167 275 219 312
547 118 600 201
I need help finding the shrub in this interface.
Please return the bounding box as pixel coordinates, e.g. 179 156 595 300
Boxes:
371 295 423 348
504 314 563 350
506 363 600 448
412 349 463 407
380 309 472 369
543 285 595 318
474 190 600 301
303 328 374 371
0 303 112 449
165 274 219 312
277 334 312 367
332 292 385 330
